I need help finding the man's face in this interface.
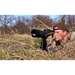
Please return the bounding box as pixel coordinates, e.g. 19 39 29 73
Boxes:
54 27 64 41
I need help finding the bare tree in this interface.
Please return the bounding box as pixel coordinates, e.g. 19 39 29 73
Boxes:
0 15 16 27
8 15 16 27
30 15 54 30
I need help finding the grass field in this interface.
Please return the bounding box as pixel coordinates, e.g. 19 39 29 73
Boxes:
0 34 75 60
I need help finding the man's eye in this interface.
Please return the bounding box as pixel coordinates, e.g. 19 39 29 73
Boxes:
56 32 59 33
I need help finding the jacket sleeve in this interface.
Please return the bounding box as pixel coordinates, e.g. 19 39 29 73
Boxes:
47 38 63 52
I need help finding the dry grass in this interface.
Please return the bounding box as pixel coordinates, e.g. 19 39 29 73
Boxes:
0 33 75 60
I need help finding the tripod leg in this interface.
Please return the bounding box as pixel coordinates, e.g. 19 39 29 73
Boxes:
41 38 48 51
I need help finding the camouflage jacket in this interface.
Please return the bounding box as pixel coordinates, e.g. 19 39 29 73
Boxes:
47 32 75 52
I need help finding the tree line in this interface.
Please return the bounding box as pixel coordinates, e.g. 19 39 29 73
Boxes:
0 15 75 35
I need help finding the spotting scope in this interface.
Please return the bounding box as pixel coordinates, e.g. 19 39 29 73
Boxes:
31 29 54 38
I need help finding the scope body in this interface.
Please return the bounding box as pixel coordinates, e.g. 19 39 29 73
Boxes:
31 29 54 38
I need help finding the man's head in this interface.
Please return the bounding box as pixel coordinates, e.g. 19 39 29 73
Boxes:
53 23 68 42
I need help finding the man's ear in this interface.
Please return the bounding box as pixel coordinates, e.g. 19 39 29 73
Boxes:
64 30 67 35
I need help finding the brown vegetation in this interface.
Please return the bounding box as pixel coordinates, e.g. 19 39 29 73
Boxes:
11 21 30 34
0 15 75 60
0 34 75 60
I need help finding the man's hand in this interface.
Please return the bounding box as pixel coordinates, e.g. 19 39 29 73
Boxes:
43 28 47 31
